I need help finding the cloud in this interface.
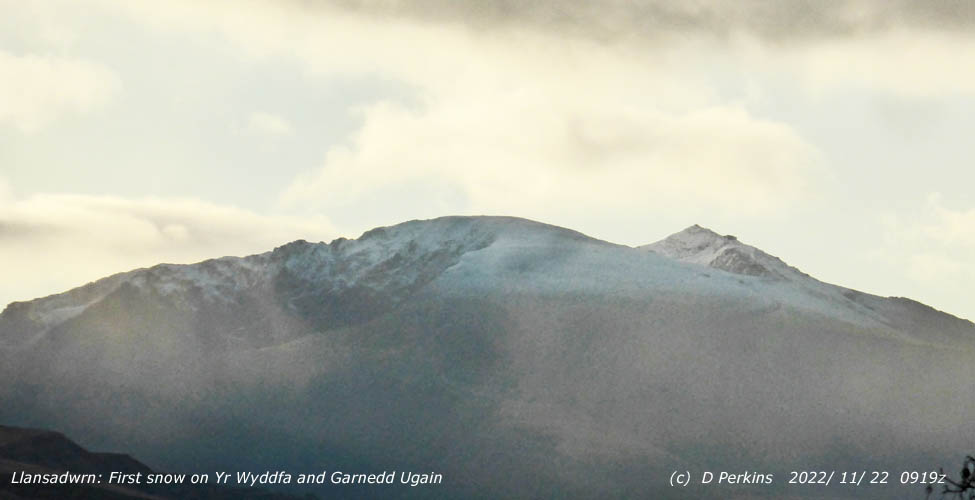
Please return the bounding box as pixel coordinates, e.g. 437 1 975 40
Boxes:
0 49 120 132
874 194 975 319
0 1 81 50
790 31 975 97
90 0 975 235
885 193 975 251
906 253 968 283
922 193 975 248
0 186 336 306
245 111 294 136
98 0 975 102
80 0 827 231
281 97 820 225
315 0 975 43
902 195 975 286
0 177 11 203
269 20 821 226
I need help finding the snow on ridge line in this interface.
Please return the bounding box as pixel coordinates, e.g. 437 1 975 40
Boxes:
1 216 589 324
2 216 973 347
7 216 968 333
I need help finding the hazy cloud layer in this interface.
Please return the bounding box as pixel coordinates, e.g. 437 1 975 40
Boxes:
0 49 119 132
0 187 335 306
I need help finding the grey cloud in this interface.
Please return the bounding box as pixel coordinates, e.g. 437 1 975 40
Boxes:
309 0 975 42
0 221 57 240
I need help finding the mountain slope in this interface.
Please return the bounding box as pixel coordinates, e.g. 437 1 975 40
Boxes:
1 216 973 499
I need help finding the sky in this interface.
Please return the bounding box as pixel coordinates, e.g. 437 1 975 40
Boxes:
1 0 973 321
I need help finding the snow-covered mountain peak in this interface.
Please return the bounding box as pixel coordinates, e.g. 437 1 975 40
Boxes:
262 216 596 288
641 224 806 280
0 216 601 348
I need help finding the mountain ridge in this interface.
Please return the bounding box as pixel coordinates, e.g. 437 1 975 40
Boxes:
1 216 971 352
0 216 611 348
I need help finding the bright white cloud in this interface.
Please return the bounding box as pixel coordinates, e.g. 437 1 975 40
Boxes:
282 96 819 222
142 3 818 222
95 1 975 226
0 186 336 306
0 49 120 132
105 1 975 230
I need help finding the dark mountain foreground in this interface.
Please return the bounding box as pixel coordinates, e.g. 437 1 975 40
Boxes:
0 424 313 500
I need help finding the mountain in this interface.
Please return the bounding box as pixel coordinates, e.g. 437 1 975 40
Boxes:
0 424 311 500
0 424 156 500
642 224 806 279
1 216 973 499
644 224 975 345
